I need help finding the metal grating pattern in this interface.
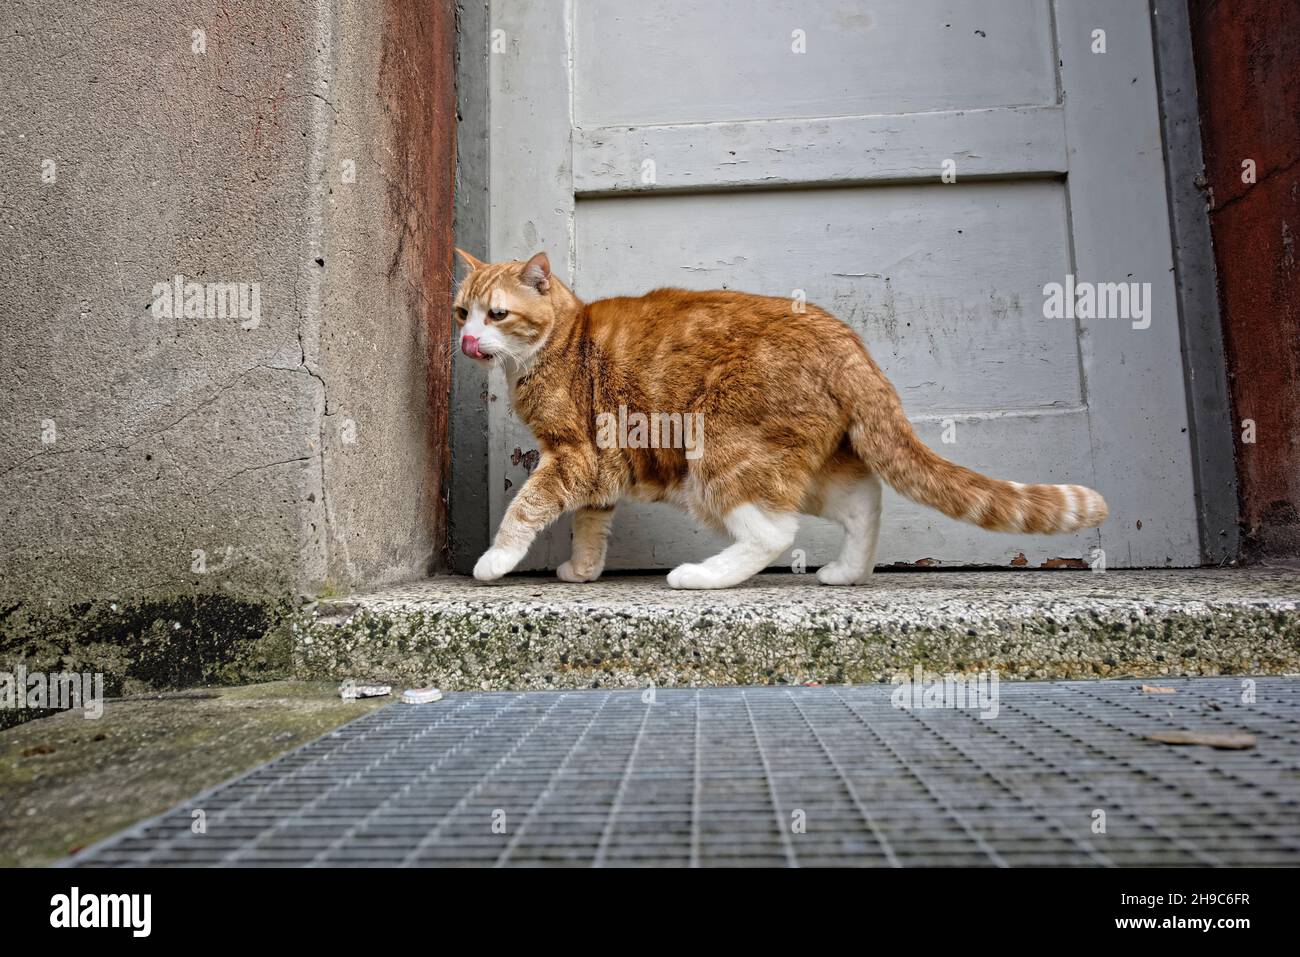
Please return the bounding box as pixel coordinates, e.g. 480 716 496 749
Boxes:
68 679 1300 867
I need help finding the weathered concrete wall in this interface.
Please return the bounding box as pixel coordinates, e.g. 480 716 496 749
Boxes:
316 1 456 589
1189 0 1300 559
0 2 454 625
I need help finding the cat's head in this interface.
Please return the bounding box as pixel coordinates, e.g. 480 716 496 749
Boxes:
453 249 560 367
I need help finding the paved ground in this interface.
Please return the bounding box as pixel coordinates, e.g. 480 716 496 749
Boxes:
0 682 386 867
67 677 1300 867
301 568 1300 688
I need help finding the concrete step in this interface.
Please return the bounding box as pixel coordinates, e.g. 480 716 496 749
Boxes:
298 568 1300 689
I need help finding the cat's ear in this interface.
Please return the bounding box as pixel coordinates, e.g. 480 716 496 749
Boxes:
454 247 486 271
520 252 551 293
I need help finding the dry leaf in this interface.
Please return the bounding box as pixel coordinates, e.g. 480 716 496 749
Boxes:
1139 685 1176 694
1147 731 1256 750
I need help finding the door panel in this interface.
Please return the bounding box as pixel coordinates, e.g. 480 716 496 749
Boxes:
485 0 1200 570
573 0 1058 125
576 181 1080 413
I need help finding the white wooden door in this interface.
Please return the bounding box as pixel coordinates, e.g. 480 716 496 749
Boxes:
484 0 1200 571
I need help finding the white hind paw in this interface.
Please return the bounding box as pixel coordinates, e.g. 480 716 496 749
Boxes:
816 562 870 586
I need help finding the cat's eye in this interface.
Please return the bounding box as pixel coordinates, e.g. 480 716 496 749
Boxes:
454 306 467 322
488 308 509 321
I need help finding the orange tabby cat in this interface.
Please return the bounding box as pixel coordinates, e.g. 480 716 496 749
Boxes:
454 249 1107 589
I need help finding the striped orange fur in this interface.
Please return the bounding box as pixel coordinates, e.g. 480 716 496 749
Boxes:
454 249 1107 588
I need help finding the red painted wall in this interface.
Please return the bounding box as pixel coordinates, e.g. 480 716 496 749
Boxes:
381 0 457 568
1189 0 1300 558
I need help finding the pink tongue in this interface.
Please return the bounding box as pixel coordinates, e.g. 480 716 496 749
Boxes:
461 335 483 358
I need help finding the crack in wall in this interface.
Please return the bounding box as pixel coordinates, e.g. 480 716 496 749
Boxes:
296 0 353 591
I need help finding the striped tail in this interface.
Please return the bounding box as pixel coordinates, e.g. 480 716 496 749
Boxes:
851 420 1108 535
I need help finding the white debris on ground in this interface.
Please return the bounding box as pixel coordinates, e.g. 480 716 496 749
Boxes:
401 687 442 704
339 680 392 700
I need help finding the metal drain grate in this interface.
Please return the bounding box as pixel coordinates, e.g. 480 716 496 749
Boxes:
67 679 1300 867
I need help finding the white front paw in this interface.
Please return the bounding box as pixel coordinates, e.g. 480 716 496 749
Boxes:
666 562 719 589
474 547 523 582
557 560 601 583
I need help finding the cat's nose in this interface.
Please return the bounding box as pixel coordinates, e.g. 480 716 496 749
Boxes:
461 334 484 359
